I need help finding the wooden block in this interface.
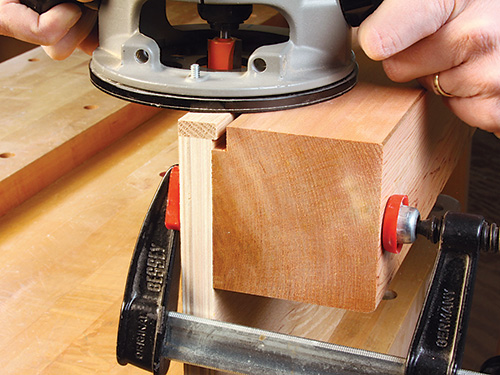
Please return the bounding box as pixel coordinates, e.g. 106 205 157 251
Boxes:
211 51 474 312
179 113 446 375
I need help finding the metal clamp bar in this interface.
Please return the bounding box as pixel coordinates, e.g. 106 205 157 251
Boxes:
164 311 406 375
407 212 485 375
160 311 483 375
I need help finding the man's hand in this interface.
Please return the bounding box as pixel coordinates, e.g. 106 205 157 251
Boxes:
358 0 500 134
0 0 97 60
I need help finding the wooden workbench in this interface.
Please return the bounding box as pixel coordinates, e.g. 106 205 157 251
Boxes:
0 47 180 374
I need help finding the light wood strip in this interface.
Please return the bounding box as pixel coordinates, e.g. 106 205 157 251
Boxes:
178 113 233 319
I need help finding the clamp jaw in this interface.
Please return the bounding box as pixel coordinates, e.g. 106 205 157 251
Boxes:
116 166 180 375
117 169 496 375
407 212 492 375
383 195 498 375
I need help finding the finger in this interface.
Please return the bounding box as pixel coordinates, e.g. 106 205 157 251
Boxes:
78 21 98 55
358 0 457 61
0 2 81 45
381 29 454 83
43 8 97 60
419 51 500 99
380 3 500 83
417 77 500 132
446 96 500 133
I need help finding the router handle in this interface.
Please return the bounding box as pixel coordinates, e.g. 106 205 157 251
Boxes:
20 0 98 14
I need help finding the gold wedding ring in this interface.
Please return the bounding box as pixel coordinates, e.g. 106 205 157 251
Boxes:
433 73 454 97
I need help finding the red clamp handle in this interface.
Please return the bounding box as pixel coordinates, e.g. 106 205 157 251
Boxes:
382 195 408 254
165 165 180 231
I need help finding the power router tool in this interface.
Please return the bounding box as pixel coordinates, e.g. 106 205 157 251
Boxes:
22 0 382 112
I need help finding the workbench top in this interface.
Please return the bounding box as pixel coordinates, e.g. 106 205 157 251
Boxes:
0 48 184 374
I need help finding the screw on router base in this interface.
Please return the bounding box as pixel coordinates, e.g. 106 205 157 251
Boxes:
190 64 201 80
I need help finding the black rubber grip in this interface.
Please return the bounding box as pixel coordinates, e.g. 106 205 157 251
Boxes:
20 0 79 14
340 0 384 27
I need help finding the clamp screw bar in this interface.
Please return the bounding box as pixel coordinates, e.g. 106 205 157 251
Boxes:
415 216 442 244
383 195 500 254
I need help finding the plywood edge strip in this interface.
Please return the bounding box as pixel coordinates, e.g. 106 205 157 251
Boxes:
178 112 233 315
179 112 234 375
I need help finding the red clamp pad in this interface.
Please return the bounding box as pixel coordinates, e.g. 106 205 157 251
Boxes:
382 195 409 254
165 165 180 231
208 37 236 71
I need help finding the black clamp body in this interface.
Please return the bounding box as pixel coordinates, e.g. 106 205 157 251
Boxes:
407 212 489 375
116 167 180 375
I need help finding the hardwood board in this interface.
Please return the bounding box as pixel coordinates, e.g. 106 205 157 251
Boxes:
211 49 473 312
0 1 272 218
178 113 458 375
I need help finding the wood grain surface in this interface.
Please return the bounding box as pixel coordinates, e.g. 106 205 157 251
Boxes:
211 46 473 312
0 104 185 374
0 48 161 217
177 109 444 375
177 105 470 375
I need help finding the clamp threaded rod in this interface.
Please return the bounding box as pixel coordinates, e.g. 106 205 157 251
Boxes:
417 216 499 254
480 222 499 254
